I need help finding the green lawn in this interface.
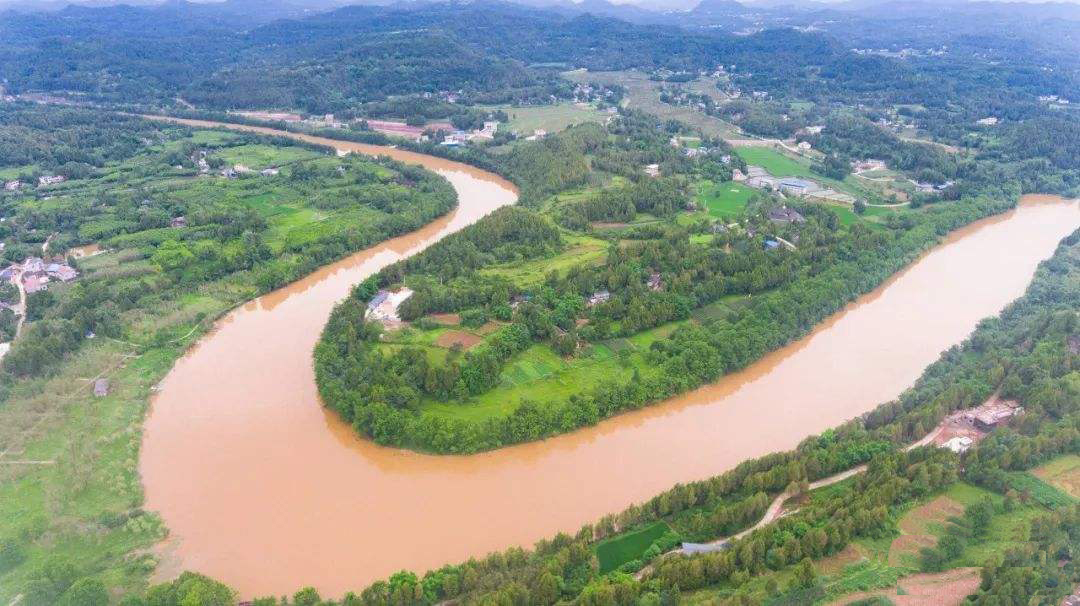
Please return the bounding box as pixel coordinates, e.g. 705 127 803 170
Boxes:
735 147 816 178
493 103 610 135
696 180 756 219
595 522 671 573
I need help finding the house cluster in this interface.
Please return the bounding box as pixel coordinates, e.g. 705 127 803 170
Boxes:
932 398 1024 454
439 121 500 146
38 175 66 187
587 290 611 307
523 129 547 142
3 180 21 191
851 158 887 173
914 180 955 194
738 166 823 198
5 256 79 294
366 288 414 329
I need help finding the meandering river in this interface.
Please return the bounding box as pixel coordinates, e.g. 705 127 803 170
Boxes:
139 118 1080 599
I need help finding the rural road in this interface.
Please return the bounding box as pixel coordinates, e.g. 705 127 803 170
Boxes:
635 423 948 579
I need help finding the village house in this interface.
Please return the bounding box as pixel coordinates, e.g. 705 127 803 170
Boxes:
524 129 547 141
3 180 21 191
647 272 662 291
170 216 187 228
643 164 661 178
0 266 14 283
22 257 45 274
23 274 48 293
587 290 611 307
943 436 973 453
778 178 819 197
93 378 109 397
972 401 1023 431
851 159 887 173
796 141 812 152
366 288 414 328
38 175 66 187
46 262 78 282
767 206 806 224
260 167 280 177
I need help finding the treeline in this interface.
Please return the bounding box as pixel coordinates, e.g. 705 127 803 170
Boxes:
0 104 186 177
558 178 690 229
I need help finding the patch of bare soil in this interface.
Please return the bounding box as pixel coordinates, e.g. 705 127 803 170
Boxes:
834 567 981 606
435 330 483 349
427 313 461 325
819 543 866 575
474 321 504 335
888 496 964 565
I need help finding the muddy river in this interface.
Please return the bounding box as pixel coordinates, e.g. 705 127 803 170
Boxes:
139 119 1080 598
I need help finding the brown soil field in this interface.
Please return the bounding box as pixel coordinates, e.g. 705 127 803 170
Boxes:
833 567 981 606
474 321 503 335
435 330 483 349
819 543 866 575
888 496 964 566
427 313 461 325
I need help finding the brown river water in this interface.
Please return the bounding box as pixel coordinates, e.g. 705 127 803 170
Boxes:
139 119 1080 599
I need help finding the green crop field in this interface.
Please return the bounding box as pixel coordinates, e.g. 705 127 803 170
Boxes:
1032 455 1080 499
596 521 671 573
1005 471 1077 508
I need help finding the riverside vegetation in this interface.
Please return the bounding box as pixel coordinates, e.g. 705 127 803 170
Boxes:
0 104 457 598
313 107 1061 454
90 225 1080 606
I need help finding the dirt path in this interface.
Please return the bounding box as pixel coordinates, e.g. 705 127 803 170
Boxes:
636 423 948 578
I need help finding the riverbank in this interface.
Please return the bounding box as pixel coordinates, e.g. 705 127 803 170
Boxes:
0 117 515 604
141 184 1077 597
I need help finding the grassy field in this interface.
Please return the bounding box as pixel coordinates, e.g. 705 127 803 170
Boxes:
0 280 240 602
479 233 608 287
697 180 757 219
735 147 817 178
0 127 451 601
210 143 317 169
493 103 610 135
1031 454 1080 499
420 319 686 422
595 521 671 573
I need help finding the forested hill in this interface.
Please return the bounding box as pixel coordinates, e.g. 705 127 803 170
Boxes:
0 0 857 111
